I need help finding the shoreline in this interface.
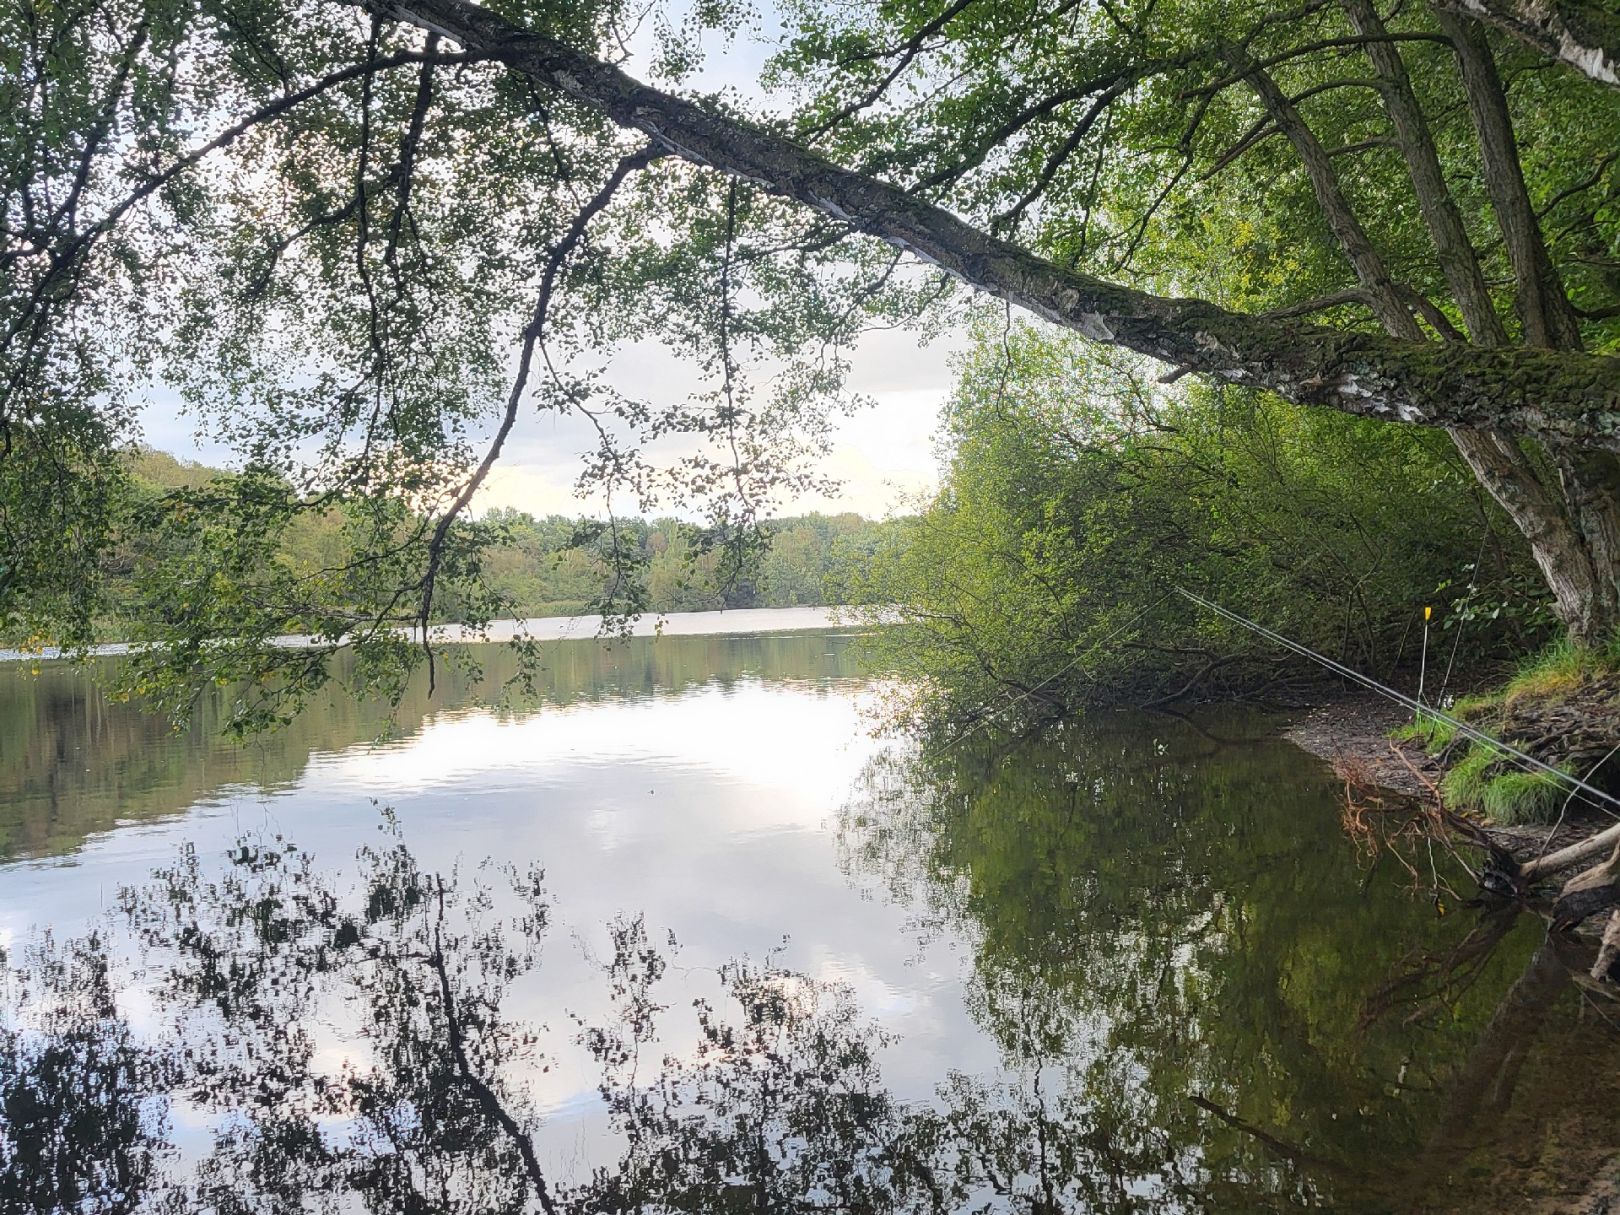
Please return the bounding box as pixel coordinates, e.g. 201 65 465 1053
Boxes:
0 605 878 664
1283 689 1620 1215
1283 688 1609 863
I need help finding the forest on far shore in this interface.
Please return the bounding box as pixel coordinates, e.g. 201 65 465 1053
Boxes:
118 449 903 625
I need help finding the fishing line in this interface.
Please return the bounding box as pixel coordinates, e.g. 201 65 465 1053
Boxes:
1176 585 1620 817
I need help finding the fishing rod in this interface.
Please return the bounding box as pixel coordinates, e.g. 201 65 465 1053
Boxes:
1176 585 1620 817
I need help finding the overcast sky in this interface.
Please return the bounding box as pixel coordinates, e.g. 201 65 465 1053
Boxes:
136 3 960 522
137 320 958 520
481 322 960 519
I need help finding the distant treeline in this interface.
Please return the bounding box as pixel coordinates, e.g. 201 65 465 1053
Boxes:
121 449 902 622
472 508 902 617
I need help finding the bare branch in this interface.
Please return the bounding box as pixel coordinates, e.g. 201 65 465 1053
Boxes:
415 144 662 686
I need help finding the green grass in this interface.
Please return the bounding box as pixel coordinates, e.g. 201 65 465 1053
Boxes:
1392 710 1456 753
1478 770 1569 825
1388 631 1620 826
1438 741 1573 825
1497 634 1620 707
1440 745 1493 806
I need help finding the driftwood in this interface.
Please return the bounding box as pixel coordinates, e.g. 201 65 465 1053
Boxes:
1518 821 1620 884
1551 838 1620 930
1592 910 1620 981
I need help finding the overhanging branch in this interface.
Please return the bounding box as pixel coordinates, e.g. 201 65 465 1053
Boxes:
1431 0 1620 89
355 0 1620 449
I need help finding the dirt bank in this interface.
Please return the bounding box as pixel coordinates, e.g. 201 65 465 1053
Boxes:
1283 690 1606 862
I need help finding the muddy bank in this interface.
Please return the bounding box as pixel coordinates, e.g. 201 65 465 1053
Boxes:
1283 690 1607 862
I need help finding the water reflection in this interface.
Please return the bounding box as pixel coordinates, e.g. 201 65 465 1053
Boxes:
3 669 1620 1212
6 806 1618 1214
838 710 1620 1212
0 824 1208 1213
0 631 862 860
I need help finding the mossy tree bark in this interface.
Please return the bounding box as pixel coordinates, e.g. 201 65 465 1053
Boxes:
1431 0 1620 88
1348 0 1620 641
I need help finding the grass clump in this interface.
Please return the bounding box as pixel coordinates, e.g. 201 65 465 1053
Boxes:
1498 635 1620 707
1478 770 1569 825
1388 633 1620 826
1440 741 1572 825
1392 710 1456 754
1440 746 1494 807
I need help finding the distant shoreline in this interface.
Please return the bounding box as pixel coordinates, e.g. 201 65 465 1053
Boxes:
0 605 883 664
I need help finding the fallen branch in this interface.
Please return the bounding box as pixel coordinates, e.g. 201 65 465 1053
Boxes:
1518 819 1620 884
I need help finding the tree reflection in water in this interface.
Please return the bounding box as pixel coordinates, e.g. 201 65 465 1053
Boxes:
837 710 1620 1213
5 711 1620 1213
1 819 1185 1214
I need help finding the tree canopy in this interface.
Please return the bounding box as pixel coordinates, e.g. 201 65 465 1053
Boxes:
6 0 1620 719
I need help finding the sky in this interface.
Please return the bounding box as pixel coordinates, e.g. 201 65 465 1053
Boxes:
474 324 961 520
135 2 963 523
136 321 959 521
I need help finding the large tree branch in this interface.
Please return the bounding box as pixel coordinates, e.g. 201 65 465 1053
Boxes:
1432 0 1620 88
354 0 1620 448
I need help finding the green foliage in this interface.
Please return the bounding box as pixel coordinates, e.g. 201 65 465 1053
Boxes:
16 445 899 668
1440 743 1573 825
775 0 1620 351
776 0 1620 654
8 0 1620 729
1 0 896 722
861 323 1549 724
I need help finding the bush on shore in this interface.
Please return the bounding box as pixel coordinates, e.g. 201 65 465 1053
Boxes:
855 327 1555 732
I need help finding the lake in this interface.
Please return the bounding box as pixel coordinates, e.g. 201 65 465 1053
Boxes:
1 618 1615 1213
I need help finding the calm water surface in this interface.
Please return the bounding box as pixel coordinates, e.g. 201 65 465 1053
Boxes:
1 624 1616 1212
